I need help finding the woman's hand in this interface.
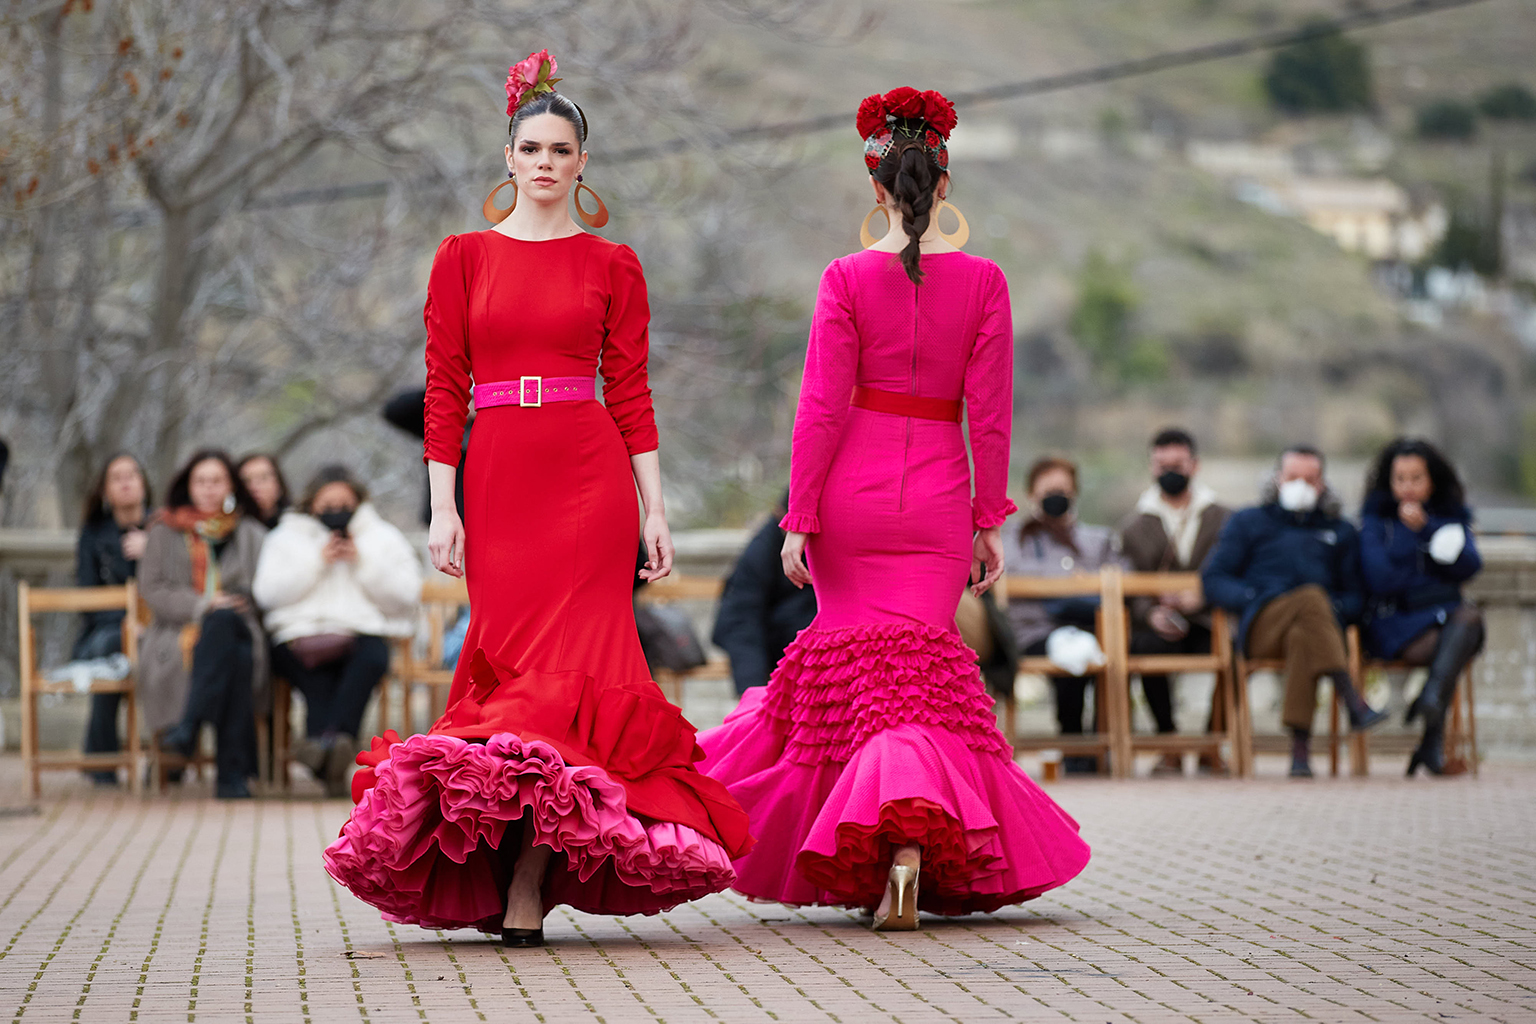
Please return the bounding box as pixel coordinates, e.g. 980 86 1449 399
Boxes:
638 511 674 582
970 526 1004 596
121 528 147 561
1399 500 1428 532
781 531 811 589
322 535 357 563
428 507 466 578
208 591 249 613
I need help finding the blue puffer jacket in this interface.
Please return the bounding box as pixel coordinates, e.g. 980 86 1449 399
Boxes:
1359 494 1481 658
1201 500 1363 653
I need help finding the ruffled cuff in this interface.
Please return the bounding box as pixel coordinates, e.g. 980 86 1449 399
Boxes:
779 510 821 534
972 498 1018 531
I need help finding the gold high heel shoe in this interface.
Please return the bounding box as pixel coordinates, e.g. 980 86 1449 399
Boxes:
871 863 919 931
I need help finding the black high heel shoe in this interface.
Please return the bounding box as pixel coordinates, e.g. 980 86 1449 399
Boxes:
500 927 544 948
1406 721 1447 777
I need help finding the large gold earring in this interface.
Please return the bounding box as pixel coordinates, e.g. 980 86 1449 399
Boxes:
935 199 969 248
483 177 517 223
574 178 609 228
860 205 890 249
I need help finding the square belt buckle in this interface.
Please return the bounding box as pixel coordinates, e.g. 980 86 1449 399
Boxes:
519 375 543 408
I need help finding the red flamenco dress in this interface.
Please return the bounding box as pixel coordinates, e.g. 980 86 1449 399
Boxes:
323 231 752 930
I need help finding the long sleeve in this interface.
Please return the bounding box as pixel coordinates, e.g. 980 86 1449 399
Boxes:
782 260 859 534
599 245 659 456
965 264 1018 530
1425 513 1482 583
1201 514 1258 612
251 520 326 612
140 524 204 626
1359 515 1421 595
352 513 424 618
1330 521 1364 623
423 235 473 466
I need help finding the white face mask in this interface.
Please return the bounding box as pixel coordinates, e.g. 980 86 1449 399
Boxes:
1277 478 1319 513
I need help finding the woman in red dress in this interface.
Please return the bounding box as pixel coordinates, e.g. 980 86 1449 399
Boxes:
324 51 751 947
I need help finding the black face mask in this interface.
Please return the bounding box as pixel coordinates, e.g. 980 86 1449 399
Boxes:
1040 492 1072 518
1157 470 1191 497
318 508 355 535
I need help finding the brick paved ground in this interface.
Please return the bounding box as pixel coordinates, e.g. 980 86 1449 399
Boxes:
1 755 1533 1024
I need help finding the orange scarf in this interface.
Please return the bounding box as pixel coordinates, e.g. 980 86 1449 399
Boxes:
156 506 240 594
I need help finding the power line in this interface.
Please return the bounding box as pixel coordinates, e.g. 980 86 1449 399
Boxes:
249 0 1498 211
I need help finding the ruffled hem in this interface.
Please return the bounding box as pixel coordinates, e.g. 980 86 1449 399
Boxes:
760 621 1011 762
779 510 821 534
973 498 1019 531
700 696 1090 915
323 732 736 929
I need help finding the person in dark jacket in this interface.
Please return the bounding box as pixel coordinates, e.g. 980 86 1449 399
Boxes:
74 453 152 784
1202 446 1386 777
712 496 818 695
382 388 469 523
236 453 291 530
1359 439 1483 776
1118 428 1232 775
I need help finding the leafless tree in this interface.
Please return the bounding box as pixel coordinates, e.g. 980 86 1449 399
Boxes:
0 0 868 528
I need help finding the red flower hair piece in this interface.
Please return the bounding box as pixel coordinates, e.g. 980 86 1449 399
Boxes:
857 86 957 174
506 49 562 117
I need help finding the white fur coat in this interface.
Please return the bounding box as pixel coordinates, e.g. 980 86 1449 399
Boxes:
252 503 421 644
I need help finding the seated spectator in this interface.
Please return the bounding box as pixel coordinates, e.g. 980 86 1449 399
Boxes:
1003 456 1119 773
1202 445 1386 778
142 450 269 799
1119 428 1232 776
712 493 818 696
237 453 291 530
1359 439 1483 777
74 453 153 785
254 466 421 796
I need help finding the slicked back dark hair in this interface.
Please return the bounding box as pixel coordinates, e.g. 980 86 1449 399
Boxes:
1279 444 1326 471
510 91 588 146
1363 437 1467 515
164 449 258 516
1151 427 1197 456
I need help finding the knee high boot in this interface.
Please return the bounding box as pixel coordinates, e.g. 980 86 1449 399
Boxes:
1407 616 1484 777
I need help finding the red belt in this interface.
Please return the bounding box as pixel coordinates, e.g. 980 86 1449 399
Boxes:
850 385 961 422
473 376 595 408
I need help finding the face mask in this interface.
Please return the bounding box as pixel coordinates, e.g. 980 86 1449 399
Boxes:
318 508 355 534
1040 492 1072 518
1277 478 1319 513
1156 470 1190 497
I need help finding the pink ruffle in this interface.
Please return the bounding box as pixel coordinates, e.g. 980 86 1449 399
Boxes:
758 622 1012 763
973 497 1019 530
779 510 821 534
323 732 736 930
701 701 1089 915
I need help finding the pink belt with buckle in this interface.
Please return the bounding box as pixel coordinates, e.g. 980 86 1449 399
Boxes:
473 376 595 408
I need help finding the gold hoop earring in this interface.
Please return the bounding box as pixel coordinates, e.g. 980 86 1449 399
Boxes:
574 180 609 228
483 178 517 223
859 205 891 249
935 199 969 249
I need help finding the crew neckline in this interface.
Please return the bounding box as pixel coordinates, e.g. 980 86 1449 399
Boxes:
483 228 590 243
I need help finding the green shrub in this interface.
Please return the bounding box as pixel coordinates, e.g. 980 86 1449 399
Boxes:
1263 21 1374 114
1478 82 1536 121
1416 99 1478 140
1069 251 1167 383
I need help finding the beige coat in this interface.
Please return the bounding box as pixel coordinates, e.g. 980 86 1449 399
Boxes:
137 517 269 734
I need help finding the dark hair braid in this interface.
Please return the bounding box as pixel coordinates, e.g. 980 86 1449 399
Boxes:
872 137 942 285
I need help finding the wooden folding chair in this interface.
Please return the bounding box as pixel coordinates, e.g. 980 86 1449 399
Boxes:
1118 573 1245 778
379 577 468 736
1001 569 1128 777
1231 633 1357 779
17 581 143 798
1349 629 1479 778
636 573 729 705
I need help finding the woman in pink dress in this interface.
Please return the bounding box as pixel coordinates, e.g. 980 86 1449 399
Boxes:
698 87 1091 929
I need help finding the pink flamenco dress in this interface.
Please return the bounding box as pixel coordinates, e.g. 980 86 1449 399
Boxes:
323 231 752 933
699 249 1091 914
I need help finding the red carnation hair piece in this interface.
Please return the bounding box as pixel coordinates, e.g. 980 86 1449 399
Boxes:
855 86 958 141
